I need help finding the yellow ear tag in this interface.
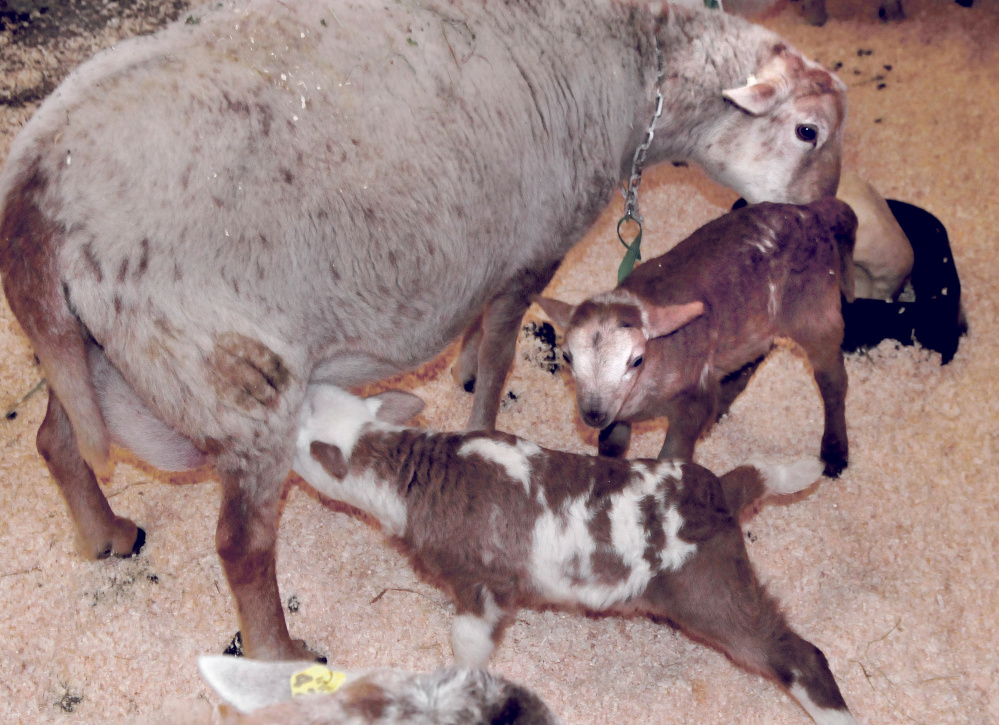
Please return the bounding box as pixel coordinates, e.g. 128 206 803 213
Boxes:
290 664 348 697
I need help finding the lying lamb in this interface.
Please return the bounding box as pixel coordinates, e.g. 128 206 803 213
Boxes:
538 198 858 476
197 656 560 724
291 385 856 724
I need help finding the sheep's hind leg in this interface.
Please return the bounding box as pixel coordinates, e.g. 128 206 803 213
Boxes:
36 388 144 559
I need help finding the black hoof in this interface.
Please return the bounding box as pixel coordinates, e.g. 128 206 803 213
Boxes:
224 632 244 657
823 457 847 479
462 377 476 393
126 527 147 557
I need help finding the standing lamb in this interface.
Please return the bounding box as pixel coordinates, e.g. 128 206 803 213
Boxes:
292 385 856 725
538 198 858 476
0 0 846 659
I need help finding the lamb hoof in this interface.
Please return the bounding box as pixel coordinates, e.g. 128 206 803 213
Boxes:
597 440 627 458
462 376 476 393
598 422 631 458
822 455 848 478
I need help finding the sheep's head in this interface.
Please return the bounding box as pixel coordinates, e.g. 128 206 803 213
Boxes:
706 44 847 204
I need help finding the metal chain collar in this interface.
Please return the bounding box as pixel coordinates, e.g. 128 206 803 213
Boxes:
617 40 666 283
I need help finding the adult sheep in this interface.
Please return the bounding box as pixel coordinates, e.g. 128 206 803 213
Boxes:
0 0 846 660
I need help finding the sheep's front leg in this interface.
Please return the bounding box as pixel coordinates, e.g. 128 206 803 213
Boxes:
465 263 561 431
216 453 319 661
449 586 509 667
36 388 144 559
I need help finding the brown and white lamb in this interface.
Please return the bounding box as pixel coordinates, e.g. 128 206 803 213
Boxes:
290 385 856 724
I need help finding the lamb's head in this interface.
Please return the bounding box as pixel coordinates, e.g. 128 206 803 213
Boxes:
704 44 847 204
538 294 704 430
295 386 424 479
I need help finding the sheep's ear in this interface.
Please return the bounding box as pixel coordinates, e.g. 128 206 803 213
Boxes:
722 77 780 116
198 655 308 713
723 51 793 116
534 296 576 330
369 390 425 425
311 440 350 479
645 301 704 339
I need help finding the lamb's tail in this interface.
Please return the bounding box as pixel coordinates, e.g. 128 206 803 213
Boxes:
720 457 824 516
0 164 111 476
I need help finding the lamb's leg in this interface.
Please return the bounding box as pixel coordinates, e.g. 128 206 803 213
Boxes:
647 533 855 724
716 355 765 421
215 453 316 661
465 263 561 431
657 384 719 461
36 388 143 559
794 332 849 477
451 315 483 393
598 420 632 458
449 586 509 667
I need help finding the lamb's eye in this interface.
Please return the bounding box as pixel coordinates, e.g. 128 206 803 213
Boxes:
796 124 818 144
632 356 643 368
562 351 573 366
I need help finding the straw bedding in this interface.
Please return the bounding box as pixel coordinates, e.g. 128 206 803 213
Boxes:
1 1 996 722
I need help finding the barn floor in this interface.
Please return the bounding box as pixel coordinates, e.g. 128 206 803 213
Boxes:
1 1 997 723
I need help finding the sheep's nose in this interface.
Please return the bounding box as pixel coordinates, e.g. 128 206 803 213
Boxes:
582 409 608 429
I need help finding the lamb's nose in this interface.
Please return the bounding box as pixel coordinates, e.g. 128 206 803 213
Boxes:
582 409 607 429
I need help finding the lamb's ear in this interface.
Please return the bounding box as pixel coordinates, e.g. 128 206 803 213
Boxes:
534 296 576 330
198 655 308 713
645 301 705 339
369 390 425 425
310 440 350 479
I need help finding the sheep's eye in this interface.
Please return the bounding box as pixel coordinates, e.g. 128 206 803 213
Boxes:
632 356 643 368
796 124 818 144
562 351 573 366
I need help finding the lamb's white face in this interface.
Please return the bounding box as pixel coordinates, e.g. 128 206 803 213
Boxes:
296 384 381 462
562 318 647 430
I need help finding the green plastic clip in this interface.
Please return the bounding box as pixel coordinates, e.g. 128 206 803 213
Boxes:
617 214 643 283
